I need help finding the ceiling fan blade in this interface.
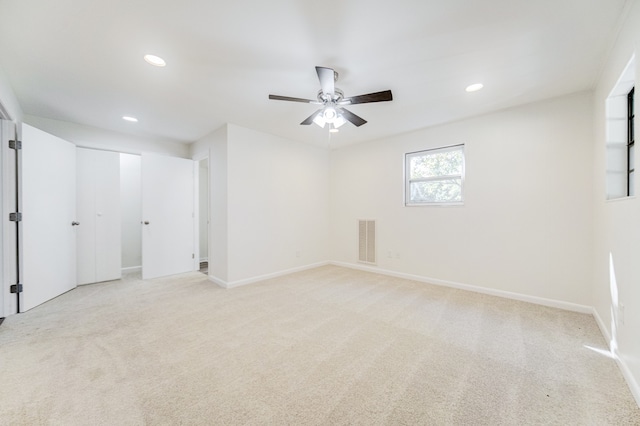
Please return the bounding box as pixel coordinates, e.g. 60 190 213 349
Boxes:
300 109 323 125
269 94 320 104
315 66 335 96
339 108 367 127
341 90 393 105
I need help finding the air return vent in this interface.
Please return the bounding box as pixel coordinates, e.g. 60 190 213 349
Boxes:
358 219 376 264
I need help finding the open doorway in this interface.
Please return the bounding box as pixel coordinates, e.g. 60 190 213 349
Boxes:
120 153 142 278
198 158 209 275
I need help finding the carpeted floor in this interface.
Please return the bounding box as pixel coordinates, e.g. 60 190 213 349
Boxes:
0 265 638 425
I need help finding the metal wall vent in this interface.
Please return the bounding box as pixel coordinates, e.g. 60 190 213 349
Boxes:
358 219 376 264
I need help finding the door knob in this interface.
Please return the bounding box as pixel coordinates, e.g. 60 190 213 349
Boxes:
71 221 80 226
142 221 150 225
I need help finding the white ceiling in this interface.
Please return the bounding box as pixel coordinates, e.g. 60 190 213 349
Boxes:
0 0 630 148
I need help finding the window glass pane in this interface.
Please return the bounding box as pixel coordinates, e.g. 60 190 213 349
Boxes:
630 170 635 196
410 179 462 203
410 149 463 179
630 144 635 171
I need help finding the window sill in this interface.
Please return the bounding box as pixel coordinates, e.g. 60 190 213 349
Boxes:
605 195 636 203
405 202 464 207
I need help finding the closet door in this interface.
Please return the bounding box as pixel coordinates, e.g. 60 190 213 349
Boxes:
142 154 195 279
22 124 76 311
76 148 121 285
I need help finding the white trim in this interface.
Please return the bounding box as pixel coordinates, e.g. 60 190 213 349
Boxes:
122 266 141 274
592 307 640 408
330 261 592 313
192 160 199 272
208 261 330 289
592 306 612 343
616 351 640 408
191 151 209 162
207 274 227 288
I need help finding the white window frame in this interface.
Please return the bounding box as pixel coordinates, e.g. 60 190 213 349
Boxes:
404 144 465 206
606 55 635 200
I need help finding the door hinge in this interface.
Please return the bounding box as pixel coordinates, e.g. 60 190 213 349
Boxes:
9 212 22 222
9 140 22 150
192 253 195 259
10 284 23 294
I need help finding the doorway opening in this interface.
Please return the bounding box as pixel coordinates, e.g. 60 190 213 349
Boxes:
120 153 142 279
198 158 209 275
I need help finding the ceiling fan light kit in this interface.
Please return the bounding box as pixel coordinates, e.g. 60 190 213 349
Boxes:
269 66 393 130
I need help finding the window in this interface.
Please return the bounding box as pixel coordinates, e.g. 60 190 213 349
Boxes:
628 87 635 196
405 144 464 206
605 55 634 200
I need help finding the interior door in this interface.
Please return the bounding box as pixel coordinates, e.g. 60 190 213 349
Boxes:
22 124 77 311
142 154 195 280
76 148 121 285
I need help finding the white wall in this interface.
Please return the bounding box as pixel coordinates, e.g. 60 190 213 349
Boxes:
226 124 330 284
120 154 142 270
192 124 330 286
0 65 22 122
24 115 189 158
199 125 228 282
330 92 594 308
592 0 640 405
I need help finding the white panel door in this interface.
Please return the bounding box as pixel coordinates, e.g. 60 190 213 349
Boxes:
94 150 121 282
142 154 195 280
77 148 121 285
22 124 77 311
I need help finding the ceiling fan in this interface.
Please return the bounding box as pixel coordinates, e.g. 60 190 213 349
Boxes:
269 66 393 132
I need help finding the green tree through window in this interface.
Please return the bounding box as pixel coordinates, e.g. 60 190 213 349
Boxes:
405 145 464 205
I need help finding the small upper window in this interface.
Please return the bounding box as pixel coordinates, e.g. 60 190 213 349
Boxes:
405 144 465 206
628 87 635 196
605 55 634 200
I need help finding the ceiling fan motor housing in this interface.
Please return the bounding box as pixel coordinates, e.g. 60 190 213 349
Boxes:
318 88 344 104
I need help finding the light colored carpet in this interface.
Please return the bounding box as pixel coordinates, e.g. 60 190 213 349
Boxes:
0 265 638 425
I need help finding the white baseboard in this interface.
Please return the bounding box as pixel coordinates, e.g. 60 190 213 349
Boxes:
208 261 330 289
592 307 640 408
592 307 612 344
330 261 593 314
121 266 141 274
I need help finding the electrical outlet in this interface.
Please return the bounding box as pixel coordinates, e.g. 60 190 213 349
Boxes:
296 250 301 258
387 251 392 259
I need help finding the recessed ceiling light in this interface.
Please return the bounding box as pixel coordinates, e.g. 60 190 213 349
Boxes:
144 54 166 67
122 116 138 122
465 83 484 92
329 128 339 133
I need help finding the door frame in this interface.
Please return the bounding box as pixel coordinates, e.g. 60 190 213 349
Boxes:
1 115 19 317
192 152 209 273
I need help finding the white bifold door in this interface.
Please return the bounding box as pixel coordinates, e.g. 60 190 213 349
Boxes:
76 148 121 285
22 124 77 311
17 128 195 312
142 154 195 280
